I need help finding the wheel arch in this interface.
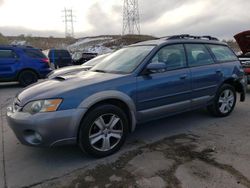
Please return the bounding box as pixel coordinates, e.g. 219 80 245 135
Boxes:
17 68 40 80
77 91 137 138
222 77 245 101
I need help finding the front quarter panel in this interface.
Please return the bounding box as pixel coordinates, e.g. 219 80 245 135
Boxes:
78 90 137 131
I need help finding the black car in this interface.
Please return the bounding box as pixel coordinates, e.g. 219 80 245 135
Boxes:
48 49 72 69
72 52 98 65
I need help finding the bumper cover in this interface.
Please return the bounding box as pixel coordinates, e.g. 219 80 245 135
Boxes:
6 107 87 147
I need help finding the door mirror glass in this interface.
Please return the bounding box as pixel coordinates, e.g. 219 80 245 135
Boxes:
146 63 167 73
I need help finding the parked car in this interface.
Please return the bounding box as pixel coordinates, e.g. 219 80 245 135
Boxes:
72 52 98 65
0 45 51 86
48 49 72 68
7 35 246 157
47 53 110 79
234 31 250 83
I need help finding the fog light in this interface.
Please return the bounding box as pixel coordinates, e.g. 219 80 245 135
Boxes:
23 130 42 145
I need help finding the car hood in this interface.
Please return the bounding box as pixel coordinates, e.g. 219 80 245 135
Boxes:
234 30 250 54
17 71 127 106
48 65 92 78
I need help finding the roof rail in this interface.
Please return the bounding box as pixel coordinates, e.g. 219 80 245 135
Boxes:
167 34 219 41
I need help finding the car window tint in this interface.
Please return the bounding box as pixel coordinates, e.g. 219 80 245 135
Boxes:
59 50 71 58
185 44 214 67
24 49 46 58
207 44 238 62
0 49 17 58
150 44 186 71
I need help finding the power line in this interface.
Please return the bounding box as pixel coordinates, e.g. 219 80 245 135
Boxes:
122 0 140 35
62 8 75 38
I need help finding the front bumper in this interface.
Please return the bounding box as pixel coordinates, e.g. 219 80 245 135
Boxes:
6 107 87 147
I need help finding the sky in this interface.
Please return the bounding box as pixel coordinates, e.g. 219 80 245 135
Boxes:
0 0 249 39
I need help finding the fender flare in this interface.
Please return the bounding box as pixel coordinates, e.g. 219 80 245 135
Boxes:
78 90 137 132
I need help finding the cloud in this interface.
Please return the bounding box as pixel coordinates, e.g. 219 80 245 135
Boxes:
1 0 250 39
0 0 4 6
86 3 121 35
140 0 250 39
139 0 198 23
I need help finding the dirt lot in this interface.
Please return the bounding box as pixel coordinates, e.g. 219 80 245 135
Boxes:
1 82 250 188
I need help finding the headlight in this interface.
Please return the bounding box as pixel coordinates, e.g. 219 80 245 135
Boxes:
22 99 62 114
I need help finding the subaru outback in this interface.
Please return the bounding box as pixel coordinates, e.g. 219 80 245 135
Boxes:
7 35 246 157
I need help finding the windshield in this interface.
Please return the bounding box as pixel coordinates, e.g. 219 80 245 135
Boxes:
83 54 110 66
72 52 82 60
91 46 154 74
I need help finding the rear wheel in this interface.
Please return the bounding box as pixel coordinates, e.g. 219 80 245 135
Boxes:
207 84 236 117
78 104 129 158
18 70 38 87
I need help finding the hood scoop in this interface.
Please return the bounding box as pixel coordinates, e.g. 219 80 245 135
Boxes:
53 76 66 81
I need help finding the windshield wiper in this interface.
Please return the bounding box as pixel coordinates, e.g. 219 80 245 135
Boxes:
92 69 107 73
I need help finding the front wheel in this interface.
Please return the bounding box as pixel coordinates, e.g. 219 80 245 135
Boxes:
207 84 236 117
78 104 129 158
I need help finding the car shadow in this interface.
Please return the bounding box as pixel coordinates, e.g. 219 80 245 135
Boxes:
0 82 22 89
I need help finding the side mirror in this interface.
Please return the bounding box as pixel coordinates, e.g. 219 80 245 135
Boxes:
146 63 167 74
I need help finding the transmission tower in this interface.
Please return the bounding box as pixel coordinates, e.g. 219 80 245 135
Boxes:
62 8 75 38
122 0 140 35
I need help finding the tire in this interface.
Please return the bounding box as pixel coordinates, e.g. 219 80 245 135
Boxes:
78 104 129 158
18 70 38 87
207 84 236 117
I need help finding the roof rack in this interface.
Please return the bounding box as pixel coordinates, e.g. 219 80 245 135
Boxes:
167 34 219 41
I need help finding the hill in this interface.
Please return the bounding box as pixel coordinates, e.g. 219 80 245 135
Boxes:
0 33 242 54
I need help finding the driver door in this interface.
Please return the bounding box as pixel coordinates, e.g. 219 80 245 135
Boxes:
136 44 192 122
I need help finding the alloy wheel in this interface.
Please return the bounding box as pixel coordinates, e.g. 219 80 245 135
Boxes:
88 114 123 152
218 89 235 114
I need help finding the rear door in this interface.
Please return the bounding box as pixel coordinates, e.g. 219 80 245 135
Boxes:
185 43 223 107
0 48 19 80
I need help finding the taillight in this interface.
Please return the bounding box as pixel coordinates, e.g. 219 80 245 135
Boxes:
42 58 49 63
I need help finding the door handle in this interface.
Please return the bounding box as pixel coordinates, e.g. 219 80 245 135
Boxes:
180 74 187 80
216 69 223 75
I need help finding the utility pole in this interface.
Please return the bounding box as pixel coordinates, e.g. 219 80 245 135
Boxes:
62 8 75 38
122 0 140 35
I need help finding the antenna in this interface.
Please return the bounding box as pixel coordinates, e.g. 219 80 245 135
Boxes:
122 0 140 35
62 8 75 38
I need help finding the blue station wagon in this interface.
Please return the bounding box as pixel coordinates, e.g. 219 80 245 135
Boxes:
7 35 246 157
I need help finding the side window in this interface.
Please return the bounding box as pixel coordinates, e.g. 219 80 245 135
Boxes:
24 49 46 58
0 49 18 59
207 44 238 62
185 44 214 67
150 44 186 71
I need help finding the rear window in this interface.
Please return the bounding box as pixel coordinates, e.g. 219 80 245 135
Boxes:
60 50 71 57
24 49 46 58
0 49 18 58
207 45 238 62
185 44 214 67
48 50 71 58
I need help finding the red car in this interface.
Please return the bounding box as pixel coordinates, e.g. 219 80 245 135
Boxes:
234 31 250 83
